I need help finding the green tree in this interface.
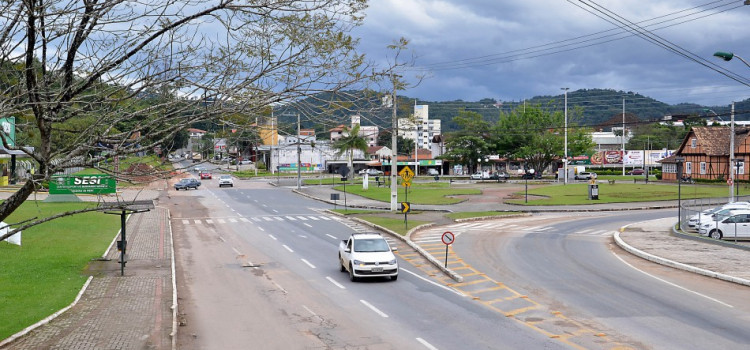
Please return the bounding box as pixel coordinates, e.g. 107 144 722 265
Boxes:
0 0 371 239
332 124 368 179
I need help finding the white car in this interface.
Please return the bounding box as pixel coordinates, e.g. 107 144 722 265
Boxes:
339 233 398 281
358 169 383 176
218 175 234 187
698 209 750 240
693 203 750 230
688 202 750 229
575 172 596 180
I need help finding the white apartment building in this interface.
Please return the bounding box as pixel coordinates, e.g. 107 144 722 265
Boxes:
329 115 379 148
398 104 441 151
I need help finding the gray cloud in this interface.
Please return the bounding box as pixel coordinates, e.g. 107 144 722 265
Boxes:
354 0 750 106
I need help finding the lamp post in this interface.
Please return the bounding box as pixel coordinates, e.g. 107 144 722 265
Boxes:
675 156 685 229
561 87 569 185
525 168 535 203
714 51 750 69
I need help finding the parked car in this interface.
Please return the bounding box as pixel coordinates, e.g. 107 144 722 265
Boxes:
574 172 596 180
358 168 384 176
694 204 750 231
238 159 253 165
218 175 234 187
174 178 201 190
199 172 212 180
688 202 750 229
427 168 440 176
470 172 485 180
491 172 510 181
698 209 750 239
628 169 645 175
521 172 542 180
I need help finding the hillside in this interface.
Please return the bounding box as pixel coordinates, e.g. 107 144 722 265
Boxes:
274 89 750 134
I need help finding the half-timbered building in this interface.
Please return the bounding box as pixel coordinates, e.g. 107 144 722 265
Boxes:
661 126 750 181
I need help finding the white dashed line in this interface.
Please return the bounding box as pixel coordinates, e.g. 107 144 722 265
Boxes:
304 223 312 228
326 276 346 289
301 259 316 269
326 234 337 239
360 300 388 318
416 338 438 350
282 245 294 253
268 234 276 240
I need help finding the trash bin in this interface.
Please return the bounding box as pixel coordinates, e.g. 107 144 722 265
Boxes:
588 184 599 200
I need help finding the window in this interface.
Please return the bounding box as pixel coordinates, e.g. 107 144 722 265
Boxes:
664 163 676 173
685 162 692 174
691 138 697 148
700 162 706 174
737 161 745 175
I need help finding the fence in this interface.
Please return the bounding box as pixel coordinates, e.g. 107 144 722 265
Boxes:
679 195 750 233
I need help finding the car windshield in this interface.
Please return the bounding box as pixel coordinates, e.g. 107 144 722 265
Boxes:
353 238 390 252
220 176 231 180
179 179 191 183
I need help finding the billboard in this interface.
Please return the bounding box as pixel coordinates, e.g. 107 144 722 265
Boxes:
49 175 117 194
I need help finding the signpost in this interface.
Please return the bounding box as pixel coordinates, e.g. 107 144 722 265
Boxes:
441 231 455 267
399 201 410 230
398 166 415 204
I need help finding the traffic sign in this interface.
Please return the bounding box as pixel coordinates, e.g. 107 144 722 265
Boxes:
728 178 734 186
400 202 411 213
441 231 455 245
401 181 411 187
399 166 415 183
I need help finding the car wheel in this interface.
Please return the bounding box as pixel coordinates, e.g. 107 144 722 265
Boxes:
339 256 346 272
709 229 722 240
349 264 357 282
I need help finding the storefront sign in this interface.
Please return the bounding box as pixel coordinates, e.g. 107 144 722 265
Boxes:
49 175 117 194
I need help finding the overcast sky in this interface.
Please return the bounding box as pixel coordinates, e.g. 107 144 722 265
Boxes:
353 0 750 107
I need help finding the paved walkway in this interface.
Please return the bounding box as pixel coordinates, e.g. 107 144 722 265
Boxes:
2 180 749 349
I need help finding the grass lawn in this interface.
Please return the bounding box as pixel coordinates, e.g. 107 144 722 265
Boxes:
355 215 429 235
332 181 481 205
507 182 745 205
0 202 119 340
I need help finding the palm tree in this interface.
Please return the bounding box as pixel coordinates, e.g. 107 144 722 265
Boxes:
332 124 369 179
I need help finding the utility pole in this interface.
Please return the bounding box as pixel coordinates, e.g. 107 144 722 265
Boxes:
622 98 626 176
297 113 301 190
731 102 736 202
390 74 399 211
561 88 569 184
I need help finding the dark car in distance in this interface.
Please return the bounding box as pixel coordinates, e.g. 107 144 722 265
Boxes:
628 168 645 175
521 172 542 179
174 178 201 190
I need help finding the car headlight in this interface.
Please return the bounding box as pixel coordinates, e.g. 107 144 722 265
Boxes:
389 259 397 265
352 260 363 266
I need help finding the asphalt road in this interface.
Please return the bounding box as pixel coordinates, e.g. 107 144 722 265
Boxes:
168 179 570 349
451 212 750 349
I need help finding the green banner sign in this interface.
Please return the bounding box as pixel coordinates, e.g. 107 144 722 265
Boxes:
49 175 117 194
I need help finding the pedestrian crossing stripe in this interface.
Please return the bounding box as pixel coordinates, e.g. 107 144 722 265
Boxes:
240 218 250 223
286 216 297 221
206 219 213 224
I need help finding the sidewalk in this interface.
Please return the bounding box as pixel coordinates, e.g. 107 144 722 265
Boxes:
0 190 174 350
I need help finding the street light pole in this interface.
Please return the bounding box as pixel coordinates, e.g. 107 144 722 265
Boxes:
714 51 750 69
675 156 685 229
731 102 735 202
561 87 569 185
525 169 535 203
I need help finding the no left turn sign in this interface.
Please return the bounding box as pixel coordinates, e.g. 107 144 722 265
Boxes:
442 231 455 245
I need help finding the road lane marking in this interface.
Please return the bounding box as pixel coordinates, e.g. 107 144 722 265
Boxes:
360 300 388 318
231 247 241 255
282 245 294 253
307 216 320 220
218 236 226 242
611 248 733 308
326 276 346 289
285 216 297 221
229 218 238 223
258 226 265 231
416 338 438 350
252 217 261 222
205 219 213 224
301 259 316 269
194 219 202 224
274 217 284 221
273 209 279 213
400 268 465 297
268 234 276 240
181 219 189 224
240 218 250 222
326 234 337 239
263 217 273 221
304 223 312 228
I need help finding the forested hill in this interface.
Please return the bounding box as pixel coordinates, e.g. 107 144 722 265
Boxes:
276 88 749 134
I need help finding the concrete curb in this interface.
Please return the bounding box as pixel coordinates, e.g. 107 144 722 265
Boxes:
614 223 750 287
